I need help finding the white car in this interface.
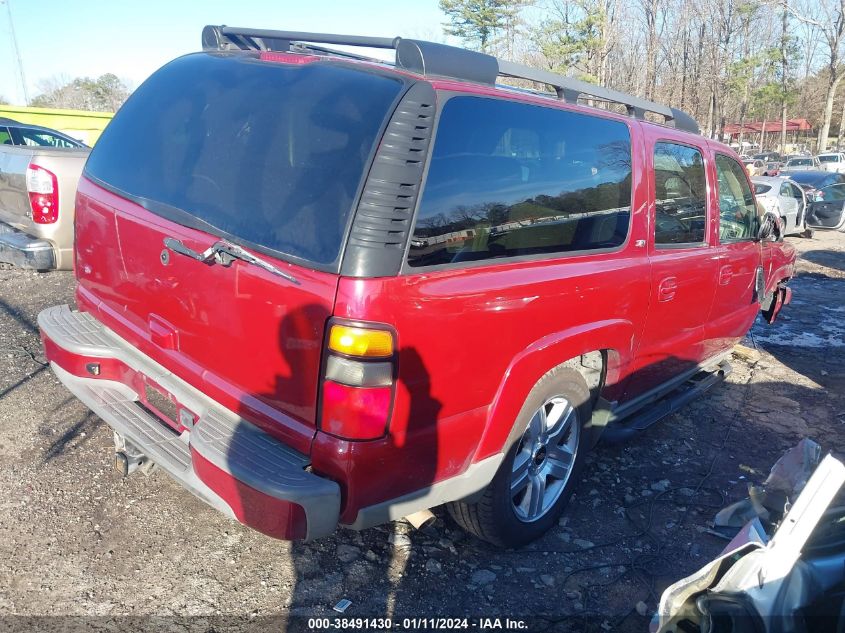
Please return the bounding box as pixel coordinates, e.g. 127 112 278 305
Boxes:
751 175 811 237
816 152 845 173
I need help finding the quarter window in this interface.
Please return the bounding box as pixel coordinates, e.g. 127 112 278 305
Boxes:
715 154 758 241
407 97 632 268
653 142 707 245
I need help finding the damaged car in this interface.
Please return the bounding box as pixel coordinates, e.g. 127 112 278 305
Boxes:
751 176 812 238
653 443 845 633
806 182 845 232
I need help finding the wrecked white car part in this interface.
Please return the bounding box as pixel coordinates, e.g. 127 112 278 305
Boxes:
653 454 845 633
713 439 822 536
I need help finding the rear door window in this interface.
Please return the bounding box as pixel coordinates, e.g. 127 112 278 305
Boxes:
715 154 758 241
17 128 83 148
407 96 632 268
653 142 707 245
84 52 404 268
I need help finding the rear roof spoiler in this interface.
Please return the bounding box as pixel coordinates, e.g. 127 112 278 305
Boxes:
201 25 700 135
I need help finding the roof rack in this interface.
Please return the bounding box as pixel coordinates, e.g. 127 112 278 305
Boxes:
201 25 700 135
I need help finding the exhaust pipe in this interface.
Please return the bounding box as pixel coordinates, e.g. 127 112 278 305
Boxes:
404 509 436 530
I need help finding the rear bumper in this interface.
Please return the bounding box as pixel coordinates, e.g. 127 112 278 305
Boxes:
0 222 55 270
38 304 340 541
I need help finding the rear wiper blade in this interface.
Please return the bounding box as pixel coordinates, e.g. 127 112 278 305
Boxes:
163 237 299 285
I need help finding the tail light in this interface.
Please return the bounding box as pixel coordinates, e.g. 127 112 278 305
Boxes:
319 322 396 440
26 163 59 224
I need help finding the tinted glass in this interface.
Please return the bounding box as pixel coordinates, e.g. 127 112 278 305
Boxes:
0 127 11 145
716 154 758 241
407 97 632 267
754 184 771 194
85 53 403 267
787 158 812 167
653 142 707 245
820 183 845 201
18 128 83 148
818 155 839 163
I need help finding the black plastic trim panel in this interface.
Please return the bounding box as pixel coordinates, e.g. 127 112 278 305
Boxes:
340 82 436 277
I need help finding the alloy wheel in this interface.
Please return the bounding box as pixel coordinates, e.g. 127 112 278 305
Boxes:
510 395 579 522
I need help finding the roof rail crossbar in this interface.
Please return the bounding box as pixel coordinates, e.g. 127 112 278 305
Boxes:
201 25 699 134
202 25 399 52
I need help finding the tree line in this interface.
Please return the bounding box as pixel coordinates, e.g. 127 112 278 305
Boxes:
440 0 845 152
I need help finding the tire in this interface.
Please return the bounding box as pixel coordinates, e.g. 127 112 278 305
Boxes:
447 366 592 547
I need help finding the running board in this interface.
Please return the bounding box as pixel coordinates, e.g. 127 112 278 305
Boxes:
601 360 732 443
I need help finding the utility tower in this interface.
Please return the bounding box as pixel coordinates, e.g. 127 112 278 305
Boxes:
2 0 29 105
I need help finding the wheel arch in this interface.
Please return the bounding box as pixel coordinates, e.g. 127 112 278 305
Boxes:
472 319 636 463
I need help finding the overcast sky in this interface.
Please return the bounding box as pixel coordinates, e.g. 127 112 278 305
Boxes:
0 0 450 105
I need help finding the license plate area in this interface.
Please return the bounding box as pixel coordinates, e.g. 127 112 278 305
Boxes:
138 379 195 432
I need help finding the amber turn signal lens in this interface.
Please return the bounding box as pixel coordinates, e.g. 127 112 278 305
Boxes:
328 325 393 358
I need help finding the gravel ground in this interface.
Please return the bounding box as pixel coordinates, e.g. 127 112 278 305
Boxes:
0 231 843 633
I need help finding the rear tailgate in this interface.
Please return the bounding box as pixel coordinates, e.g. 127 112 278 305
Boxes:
0 146 88 230
0 147 31 224
72 51 405 453
75 177 337 454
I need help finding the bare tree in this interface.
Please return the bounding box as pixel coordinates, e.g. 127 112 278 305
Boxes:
787 0 845 150
438 0 845 151
638 0 668 100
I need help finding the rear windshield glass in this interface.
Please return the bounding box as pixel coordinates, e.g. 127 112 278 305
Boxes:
818 155 839 163
85 53 403 267
754 184 771 194
788 158 812 166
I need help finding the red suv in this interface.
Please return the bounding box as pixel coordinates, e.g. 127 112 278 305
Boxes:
39 27 796 547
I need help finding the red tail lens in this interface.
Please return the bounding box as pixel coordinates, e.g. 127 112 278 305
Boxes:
320 381 392 440
26 164 59 224
319 321 396 441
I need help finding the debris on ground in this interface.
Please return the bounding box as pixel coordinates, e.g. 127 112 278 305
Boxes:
713 438 822 536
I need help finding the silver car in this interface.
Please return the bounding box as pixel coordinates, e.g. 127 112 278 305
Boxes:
751 176 810 237
783 156 821 171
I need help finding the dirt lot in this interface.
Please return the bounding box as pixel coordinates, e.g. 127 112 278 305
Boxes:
0 231 843 633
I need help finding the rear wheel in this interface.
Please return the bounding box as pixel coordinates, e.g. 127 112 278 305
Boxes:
448 367 592 547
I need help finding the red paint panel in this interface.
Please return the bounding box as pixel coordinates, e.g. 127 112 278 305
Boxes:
73 177 338 455
41 334 137 386
192 448 307 540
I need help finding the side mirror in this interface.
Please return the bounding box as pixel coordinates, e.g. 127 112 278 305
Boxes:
757 211 782 242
